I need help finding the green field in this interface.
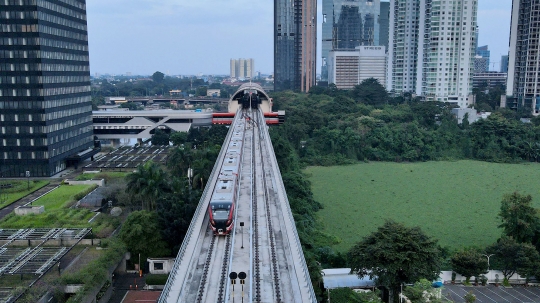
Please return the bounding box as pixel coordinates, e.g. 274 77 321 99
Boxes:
0 180 49 208
306 160 540 252
0 184 120 236
32 184 93 209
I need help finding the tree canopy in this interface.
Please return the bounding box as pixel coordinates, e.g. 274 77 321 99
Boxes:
498 192 539 243
451 248 488 284
486 236 540 282
119 211 170 269
348 220 441 303
152 71 165 83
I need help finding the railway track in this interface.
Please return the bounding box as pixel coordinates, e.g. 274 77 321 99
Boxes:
250 109 283 302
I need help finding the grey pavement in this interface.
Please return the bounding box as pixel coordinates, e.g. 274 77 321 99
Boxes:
443 284 540 302
108 272 148 303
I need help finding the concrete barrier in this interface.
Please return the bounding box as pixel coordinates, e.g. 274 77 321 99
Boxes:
15 205 44 215
64 179 105 186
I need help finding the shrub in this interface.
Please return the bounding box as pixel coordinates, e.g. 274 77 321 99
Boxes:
73 184 98 201
145 274 169 285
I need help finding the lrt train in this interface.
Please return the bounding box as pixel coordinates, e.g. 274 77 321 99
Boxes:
207 117 245 235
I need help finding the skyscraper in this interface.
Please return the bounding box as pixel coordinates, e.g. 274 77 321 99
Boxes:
418 0 477 107
274 0 317 92
500 55 509 73
321 0 380 82
387 0 420 94
379 1 390 51
0 0 96 177
506 0 540 113
476 45 490 71
388 0 477 108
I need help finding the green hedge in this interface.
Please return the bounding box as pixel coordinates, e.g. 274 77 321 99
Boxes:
145 274 169 285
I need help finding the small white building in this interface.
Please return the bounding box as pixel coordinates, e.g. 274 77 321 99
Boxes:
328 46 386 90
147 258 175 274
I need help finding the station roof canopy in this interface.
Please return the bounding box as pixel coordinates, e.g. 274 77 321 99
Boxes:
322 268 375 289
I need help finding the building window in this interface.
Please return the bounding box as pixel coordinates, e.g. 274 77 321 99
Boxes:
153 262 164 270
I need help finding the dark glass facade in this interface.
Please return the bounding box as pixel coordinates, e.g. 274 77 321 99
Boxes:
0 0 94 177
274 0 317 92
321 0 380 81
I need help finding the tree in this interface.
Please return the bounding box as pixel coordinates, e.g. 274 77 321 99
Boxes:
151 129 170 146
350 78 388 106
328 288 382 303
451 248 488 284
119 211 170 269
170 131 188 146
119 102 142 111
152 71 165 83
196 86 208 96
156 185 199 253
348 220 441 303
485 236 540 283
125 161 169 210
516 242 540 283
498 192 539 243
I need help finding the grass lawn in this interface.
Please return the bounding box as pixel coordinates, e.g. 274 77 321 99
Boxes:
32 184 93 209
0 180 49 208
75 172 130 181
306 160 540 252
0 184 120 236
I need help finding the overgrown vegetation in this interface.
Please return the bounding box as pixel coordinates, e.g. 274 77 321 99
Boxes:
268 81 540 301
61 239 126 303
272 84 540 166
308 161 540 251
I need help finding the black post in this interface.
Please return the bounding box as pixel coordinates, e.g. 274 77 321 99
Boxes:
240 222 244 249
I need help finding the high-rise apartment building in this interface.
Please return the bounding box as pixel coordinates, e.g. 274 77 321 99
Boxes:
0 0 96 177
506 0 540 113
230 59 238 78
418 0 477 107
275 0 317 92
387 0 420 93
230 58 254 79
321 0 380 81
388 0 477 108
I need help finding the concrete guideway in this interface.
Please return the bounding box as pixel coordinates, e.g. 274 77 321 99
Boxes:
159 107 315 302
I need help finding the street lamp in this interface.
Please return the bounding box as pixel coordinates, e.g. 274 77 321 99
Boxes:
483 254 494 281
25 170 30 190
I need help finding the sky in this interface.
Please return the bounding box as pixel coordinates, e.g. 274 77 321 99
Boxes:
86 0 512 76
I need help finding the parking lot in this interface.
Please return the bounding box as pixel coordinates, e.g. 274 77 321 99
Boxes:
443 284 540 302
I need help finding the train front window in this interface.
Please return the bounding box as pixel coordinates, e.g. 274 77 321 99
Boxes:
213 209 229 220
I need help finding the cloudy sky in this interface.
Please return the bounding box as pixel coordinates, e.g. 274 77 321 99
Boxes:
86 0 512 76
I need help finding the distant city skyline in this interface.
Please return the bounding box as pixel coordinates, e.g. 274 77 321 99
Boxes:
86 0 511 76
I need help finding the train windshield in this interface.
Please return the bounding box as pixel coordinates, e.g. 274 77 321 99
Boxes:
213 209 229 220
211 202 232 220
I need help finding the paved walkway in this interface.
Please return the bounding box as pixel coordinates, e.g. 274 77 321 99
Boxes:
109 272 151 303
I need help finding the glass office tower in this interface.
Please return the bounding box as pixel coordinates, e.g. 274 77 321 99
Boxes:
321 0 380 81
0 0 94 177
275 0 317 92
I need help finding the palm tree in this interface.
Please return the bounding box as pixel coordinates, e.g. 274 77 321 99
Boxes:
167 147 193 177
126 161 169 210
